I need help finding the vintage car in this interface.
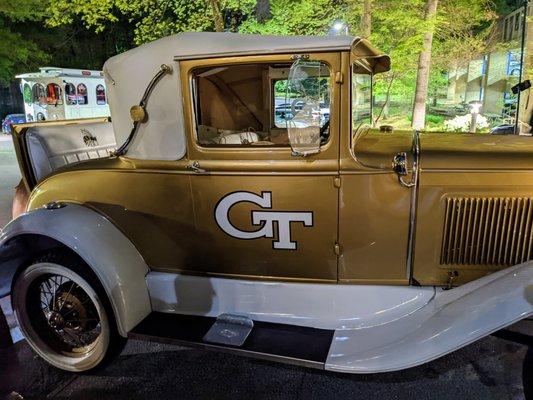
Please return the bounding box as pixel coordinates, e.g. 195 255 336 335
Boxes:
2 32 532 374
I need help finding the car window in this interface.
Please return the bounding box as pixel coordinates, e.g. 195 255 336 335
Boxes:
192 62 331 147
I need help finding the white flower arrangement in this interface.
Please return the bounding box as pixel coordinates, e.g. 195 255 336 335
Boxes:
443 114 489 132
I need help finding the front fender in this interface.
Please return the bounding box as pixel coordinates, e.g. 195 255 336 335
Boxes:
0 203 151 337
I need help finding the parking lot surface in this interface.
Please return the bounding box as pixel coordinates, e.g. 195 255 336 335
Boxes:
0 136 530 399
0 335 530 400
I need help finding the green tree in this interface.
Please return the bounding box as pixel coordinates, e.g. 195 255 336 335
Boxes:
412 0 439 130
0 0 50 84
41 0 506 130
46 0 257 45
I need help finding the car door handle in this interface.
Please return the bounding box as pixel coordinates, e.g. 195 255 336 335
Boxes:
187 161 207 173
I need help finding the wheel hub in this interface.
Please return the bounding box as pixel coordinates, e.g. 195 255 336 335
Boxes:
47 311 65 330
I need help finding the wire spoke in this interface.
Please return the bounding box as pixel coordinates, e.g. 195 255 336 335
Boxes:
58 281 76 313
43 280 56 311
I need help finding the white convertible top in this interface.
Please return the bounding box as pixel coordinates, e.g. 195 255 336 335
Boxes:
103 32 389 160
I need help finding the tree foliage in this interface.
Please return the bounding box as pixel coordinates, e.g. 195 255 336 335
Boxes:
0 0 50 84
0 0 523 124
45 0 256 45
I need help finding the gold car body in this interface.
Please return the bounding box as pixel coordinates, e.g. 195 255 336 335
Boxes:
12 34 533 289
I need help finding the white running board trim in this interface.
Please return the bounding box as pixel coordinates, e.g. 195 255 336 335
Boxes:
146 272 434 330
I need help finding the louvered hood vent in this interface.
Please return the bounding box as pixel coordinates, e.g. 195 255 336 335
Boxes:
441 197 533 266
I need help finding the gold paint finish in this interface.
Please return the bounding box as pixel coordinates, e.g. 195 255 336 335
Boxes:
337 43 414 284
338 173 411 283
420 132 533 170
28 52 343 283
414 133 533 285
29 166 338 282
414 170 533 285
19 49 533 288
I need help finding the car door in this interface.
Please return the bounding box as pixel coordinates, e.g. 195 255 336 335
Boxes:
179 52 341 282
338 55 414 285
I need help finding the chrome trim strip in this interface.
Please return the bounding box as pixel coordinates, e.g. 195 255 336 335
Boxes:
406 130 420 281
417 169 533 173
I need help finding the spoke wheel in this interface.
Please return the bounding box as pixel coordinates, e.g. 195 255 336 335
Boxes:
30 274 102 355
13 261 112 372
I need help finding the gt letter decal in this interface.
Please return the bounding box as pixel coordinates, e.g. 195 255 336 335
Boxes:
215 191 313 250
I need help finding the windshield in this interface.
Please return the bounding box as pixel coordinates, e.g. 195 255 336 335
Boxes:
352 62 373 129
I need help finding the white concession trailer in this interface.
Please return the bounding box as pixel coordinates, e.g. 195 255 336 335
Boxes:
16 67 110 122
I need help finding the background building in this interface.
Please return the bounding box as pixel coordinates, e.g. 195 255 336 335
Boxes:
447 3 531 129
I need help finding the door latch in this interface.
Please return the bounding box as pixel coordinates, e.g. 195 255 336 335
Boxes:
187 161 206 173
392 152 415 188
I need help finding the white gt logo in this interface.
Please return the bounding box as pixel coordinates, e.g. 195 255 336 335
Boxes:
214 191 313 250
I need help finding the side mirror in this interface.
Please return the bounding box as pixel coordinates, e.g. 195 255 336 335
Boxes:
286 60 330 157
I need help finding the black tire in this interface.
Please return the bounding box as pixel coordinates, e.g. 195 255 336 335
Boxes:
12 250 126 372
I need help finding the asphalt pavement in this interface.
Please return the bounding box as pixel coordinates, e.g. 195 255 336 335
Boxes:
0 135 20 229
0 135 530 399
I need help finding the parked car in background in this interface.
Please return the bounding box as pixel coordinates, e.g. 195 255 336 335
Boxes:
490 124 516 135
1 114 25 134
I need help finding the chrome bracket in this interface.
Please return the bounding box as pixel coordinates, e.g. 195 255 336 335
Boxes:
392 131 420 188
186 161 207 173
392 152 416 188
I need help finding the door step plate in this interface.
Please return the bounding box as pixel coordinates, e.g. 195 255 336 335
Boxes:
203 314 254 346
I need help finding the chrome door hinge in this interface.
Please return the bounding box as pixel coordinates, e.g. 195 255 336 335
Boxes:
334 242 341 256
335 71 343 84
333 176 341 188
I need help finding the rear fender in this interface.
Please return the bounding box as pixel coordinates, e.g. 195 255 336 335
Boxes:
0 203 151 337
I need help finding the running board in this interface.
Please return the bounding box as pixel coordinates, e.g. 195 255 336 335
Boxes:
128 312 334 369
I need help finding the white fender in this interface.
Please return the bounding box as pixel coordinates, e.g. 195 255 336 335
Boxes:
0 203 151 337
327 262 533 373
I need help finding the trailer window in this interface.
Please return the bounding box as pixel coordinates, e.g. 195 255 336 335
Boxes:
96 84 106 105
77 84 88 105
23 84 32 104
65 83 77 105
32 84 46 105
46 83 63 105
